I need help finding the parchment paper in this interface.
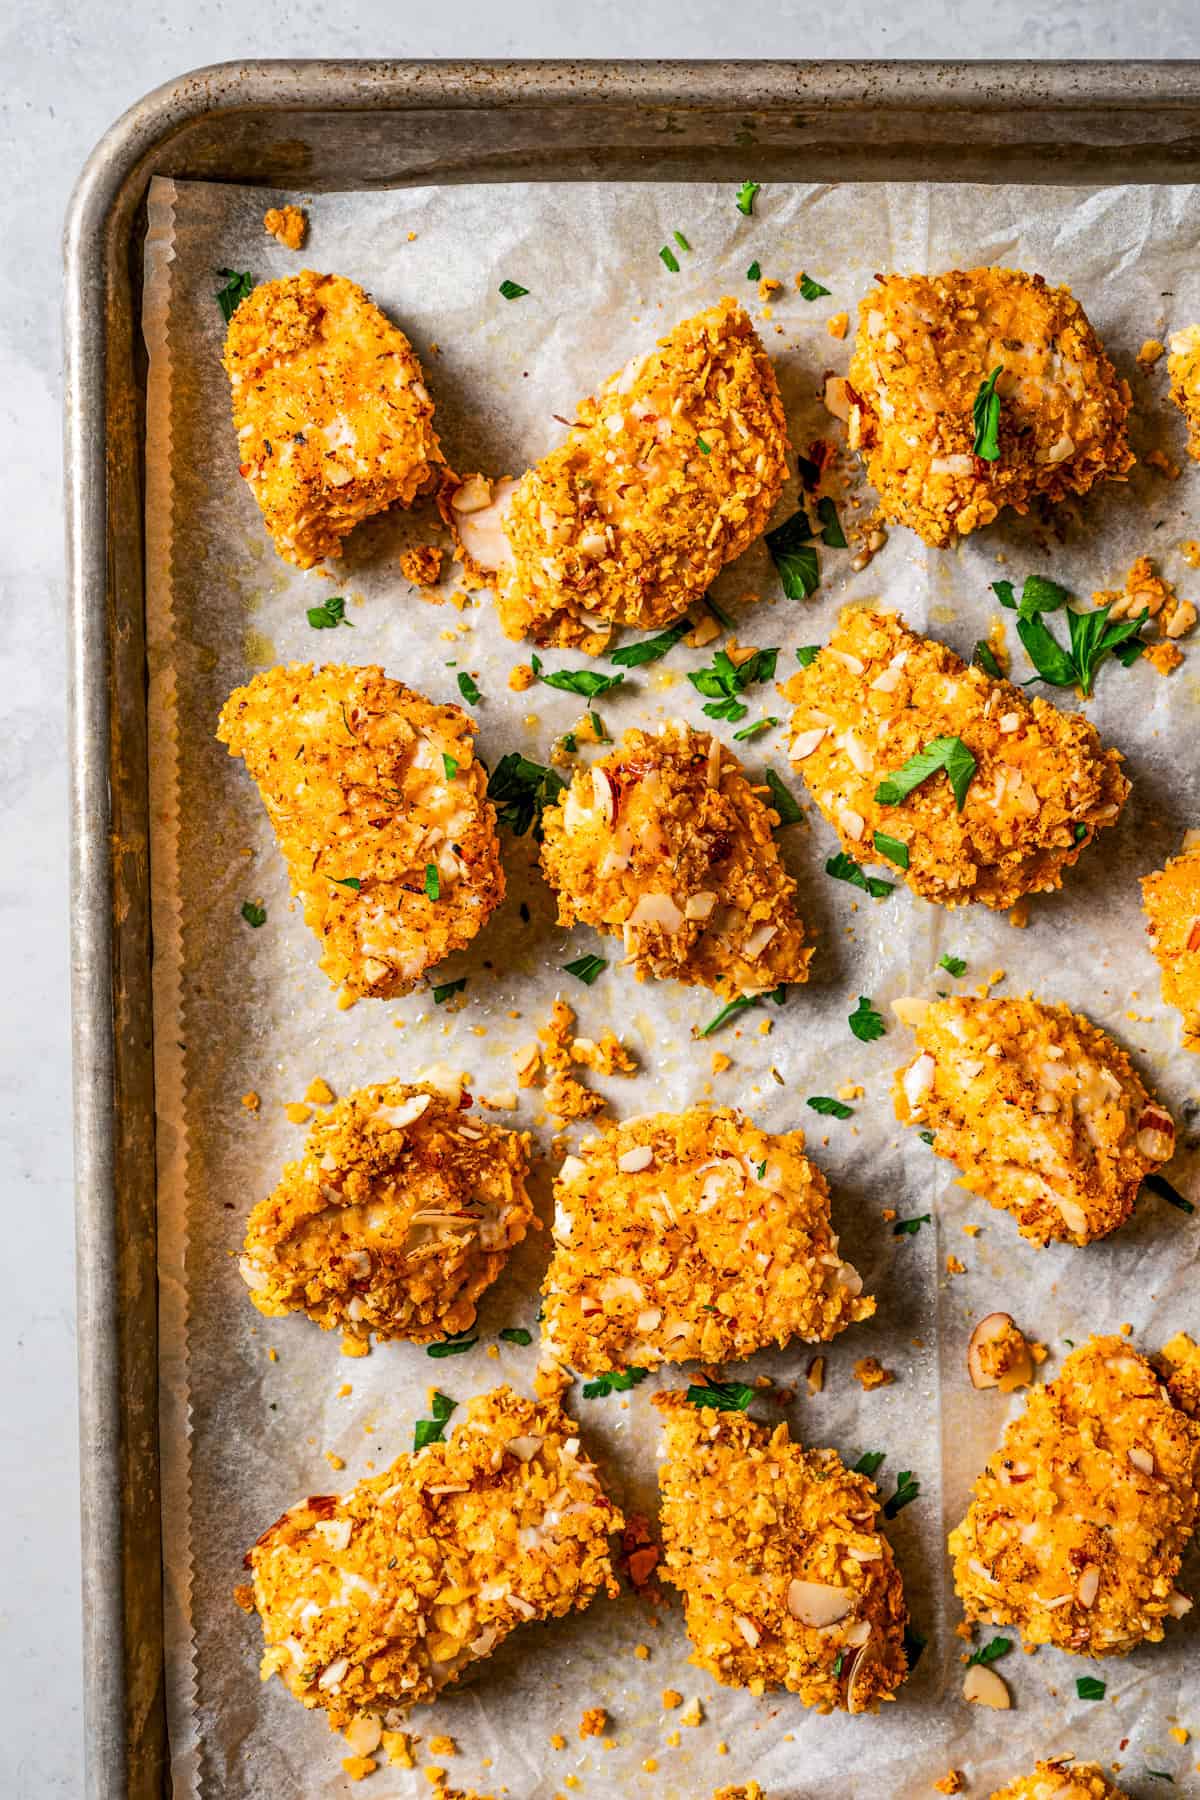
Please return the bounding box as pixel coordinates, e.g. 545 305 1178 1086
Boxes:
143 173 1200 1800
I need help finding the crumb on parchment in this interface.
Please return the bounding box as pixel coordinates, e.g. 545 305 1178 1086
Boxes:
1093 554 1196 642
522 996 637 1123
578 1707 607 1739
1143 835 1200 1054
853 1356 893 1391
987 1760 1130 1799
263 204 308 249
400 545 444 588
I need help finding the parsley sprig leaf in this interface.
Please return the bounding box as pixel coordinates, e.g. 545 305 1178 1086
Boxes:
427 1331 478 1359
563 953 607 985
853 1451 885 1477
735 179 761 216
966 1636 1012 1669
413 1390 456 1452
872 830 909 870
816 496 847 547
582 1366 648 1400
848 996 886 1042
808 1095 853 1119
797 273 831 302
938 953 966 977
241 900 267 928
456 671 482 705
610 619 692 668
883 1470 921 1517
765 511 820 600
875 736 977 812
686 1377 755 1413
972 365 1003 461
893 1213 931 1236
487 753 566 837
972 640 1003 680
307 595 353 631
826 852 893 900
215 267 254 322
531 653 625 700
432 978 467 1003
688 647 779 723
764 768 802 827
1019 602 1145 697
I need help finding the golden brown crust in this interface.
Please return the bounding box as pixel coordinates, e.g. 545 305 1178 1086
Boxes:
216 664 504 999
893 995 1172 1246
539 721 812 998
1142 837 1200 1052
653 1394 908 1713
949 1336 1200 1655
246 1387 623 1727
848 268 1133 547
1168 323 1200 462
223 270 444 568
784 611 1129 912
989 1762 1129 1800
240 1074 533 1346
540 1107 871 1375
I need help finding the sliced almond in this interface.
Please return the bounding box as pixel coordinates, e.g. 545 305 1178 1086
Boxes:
806 1355 825 1396
1167 1589 1193 1618
1127 1446 1155 1476
1136 1103 1175 1163
892 996 930 1027
786 1579 853 1627
963 1663 1011 1709
342 1713 382 1757
617 1144 654 1173
902 1050 936 1109
790 726 828 763
967 1312 1032 1393
591 766 616 826
1076 1564 1100 1608
504 1434 544 1463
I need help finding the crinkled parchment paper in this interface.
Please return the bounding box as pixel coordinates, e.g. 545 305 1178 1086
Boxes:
143 173 1200 1800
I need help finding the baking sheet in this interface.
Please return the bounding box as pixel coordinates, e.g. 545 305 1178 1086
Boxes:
143 172 1200 1799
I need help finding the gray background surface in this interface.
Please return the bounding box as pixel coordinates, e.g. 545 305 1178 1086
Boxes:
6 5 1200 1795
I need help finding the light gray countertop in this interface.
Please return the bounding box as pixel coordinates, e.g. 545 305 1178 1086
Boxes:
6 6 1200 1794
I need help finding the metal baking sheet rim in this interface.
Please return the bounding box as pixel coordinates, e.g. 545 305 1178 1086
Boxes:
63 56 1200 1800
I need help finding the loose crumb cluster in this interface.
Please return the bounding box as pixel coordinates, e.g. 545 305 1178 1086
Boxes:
263 204 308 250
540 1106 871 1375
400 544 445 587
784 611 1129 912
1093 554 1197 644
847 268 1133 546
893 994 1174 1245
540 722 812 998
243 1387 623 1729
654 1393 908 1713
1142 833 1200 1052
239 1073 533 1348
949 1336 1200 1655
217 665 504 999
445 298 789 650
1168 323 1200 461
223 270 444 567
989 1767 1128 1800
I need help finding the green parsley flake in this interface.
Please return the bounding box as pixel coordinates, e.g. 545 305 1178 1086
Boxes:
1144 1171 1196 1214
424 863 440 901
413 1390 456 1452
432 978 467 1003
215 267 254 323
659 244 681 274
872 830 909 870
1016 598 1146 697
426 1334 478 1359
499 1327 533 1346
972 365 1003 461
697 435 712 456
765 511 820 600
329 876 361 892
735 180 761 216
746 259 762 281
883 1470 920 1517
487 753 566 837
797 273 831 302
972 640 1003 680
852 1451 885 1477
563 953 607 985
875 735 977 812
918 1130 935 1145
764 768 802 826
893 1213 931 1236
1076 1675 1106 1700
688 647 778 723
966 1637 1012 1669
498 279 529 299
826 852 893 900
807 1095 853 1119
610 619 692 668
795 645 820 668
686 1377 755 1412
582 1366 648 1399
732 716 780 742
849 995 885 1042
530 652 625 700
442 752 459 780
456 671 482 705
696 985 787 1038
703 593 736 631
938 953 966 977
241 900 267 928
673 230 692 252
306 595 353 631
816 496 847 548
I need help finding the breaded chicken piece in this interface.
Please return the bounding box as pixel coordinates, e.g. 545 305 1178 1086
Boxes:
1142 835 1200 1052
541 1107 871 1376
240 1073 533 1348
224 270 444 568
950 1336 1200 1656
217 665 503 999
1156 1330 1200 1421
444 300 789 651
1168 323 1200 461
989 1762 1129 1800
539 722 812 998
784 611 1128 912
893 994 1174 1246
244 1387 623 1727
654 1393 908 1714
847 268 1133 547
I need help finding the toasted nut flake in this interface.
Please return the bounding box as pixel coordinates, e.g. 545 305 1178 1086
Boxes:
786 1579 854 1626
962 1663 1010 1709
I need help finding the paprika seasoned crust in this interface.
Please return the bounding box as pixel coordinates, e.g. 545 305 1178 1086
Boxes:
989 1763 1129 1800
216 665 504 1000
949 1335 1200 1656
1167 323 1200 462
540 1107 871 1377
892 994 1175 1247
243 1387 623 1729
653 1393 908 1714
784 610 1129 913
443 298 789 651
1141 834 1200 1053
240 1072 533 1349
846 267 1133 547
538 721 812 999
223 270 445 569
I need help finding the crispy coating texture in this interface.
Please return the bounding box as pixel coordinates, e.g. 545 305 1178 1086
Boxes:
1168 323 1200 461
1156 1330 1200 1420
448 300 788 651
949 1336 1200 1655
989 1763 1128 1800
784 611 1128 912
1142 837 1200 1052
217 665 504 999
893 995 1173 1246
539 722 812 998
246 1387 623 1727
541 1107 872 1375
224 270 444 568
654 1394 908 1714
240 1075 533 1347
847 268 1133 547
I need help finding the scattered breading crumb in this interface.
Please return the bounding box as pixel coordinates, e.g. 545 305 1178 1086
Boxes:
1145 446 1181 479
549 1733 566 1751
342 1754 376 1780
945 1255 967 1276
827 311 849 340
837 1081 864 1101
662 1688 683 1710
284 1101 313 1125
428 1736 456 1757
1095 555 1197 644
241 1091 260 1111
509 662 536 692
854 1356 894 1391
934 1773 965 1795
578 1707 607 1739
324 1450 345 1470
400 546 445 588
1171 1727 1190 1745
1144 640 1184 676
381 1730 414 1767
711 1051 732 1074
263 204 307 249
515 997 637 1122
806 1354 825 1395
1137 337 1166 368
266 1346 278 1362
303 1076 334 1105
1181 539 1200 568
634 1643 651 1660
678 1697 704 1727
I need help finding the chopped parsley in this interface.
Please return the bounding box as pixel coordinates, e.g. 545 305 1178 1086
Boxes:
795 645 820 668
427 1332 478 1359
610 618 691 668
746 259 762 281
696 985 787 1038
703 593 736 631
306 595 352 630
732 715 780 742
1017 600 1145 697
938 953 966 977
487 753 566 836
442 752 459 780
413 1390 456 1452
1076 1675 1106 1701
764 768 802 827
456 671 482 705
883 1470 920 1517
826 852 893 899
1144 1171 1196 1214
531 652 625 700
498 279 529 299
240 900 267 928
424 863 440 901
688 646 778 723
499 1327 533 1346
816 495 846 547
797 273 831 302
807 1095 853 1119
993 573 1071 619
735 179 761 216
215 267 254 322
893 1213 931 1236
1074 822 1089 842
848 996 886 1042
1146 1774 1175 1785
765 511 820 600
971 365 1003 461
582 1366 648 1399
686 1377 755 1412
563 953 607 985
659 244 681 274
966 1636 1012 1669
918 1130 936 1145
697 436 713 457
432 978 467 1003
852 1451 885 1477
875 736 976 812
903 1625 927 1670
673 229 691 252
329 875 361 892
872 830 909 870
972 640 1003 680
